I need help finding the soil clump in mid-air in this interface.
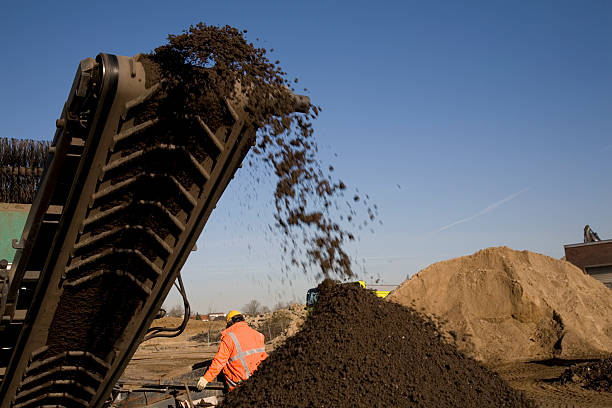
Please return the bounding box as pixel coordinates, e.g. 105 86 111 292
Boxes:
387 246 612 364
137 23 373 279
219 280 535 408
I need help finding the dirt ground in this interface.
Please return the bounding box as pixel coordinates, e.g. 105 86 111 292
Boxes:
121 318 219 382
493 360 612 408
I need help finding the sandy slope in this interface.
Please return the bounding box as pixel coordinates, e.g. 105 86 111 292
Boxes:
388 246 612 363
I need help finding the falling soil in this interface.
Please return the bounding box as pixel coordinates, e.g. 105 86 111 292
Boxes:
560 357 612 392
138 23 375 278
388 247 612 363
219 280 536 408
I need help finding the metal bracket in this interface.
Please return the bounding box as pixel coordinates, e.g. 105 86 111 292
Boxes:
11 239 24 250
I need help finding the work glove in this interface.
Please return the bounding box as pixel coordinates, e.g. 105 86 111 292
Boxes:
197 377 208 391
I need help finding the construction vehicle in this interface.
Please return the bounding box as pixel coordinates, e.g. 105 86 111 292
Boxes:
0 52 308 408
306 280 397 312
565 225 612 289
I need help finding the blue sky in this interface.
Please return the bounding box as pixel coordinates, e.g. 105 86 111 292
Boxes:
1 1 610 313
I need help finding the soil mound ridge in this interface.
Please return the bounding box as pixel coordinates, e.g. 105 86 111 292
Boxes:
387 246 612 363
220 280 535 408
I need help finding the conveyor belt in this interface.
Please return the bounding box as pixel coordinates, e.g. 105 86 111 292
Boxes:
0 53 269 408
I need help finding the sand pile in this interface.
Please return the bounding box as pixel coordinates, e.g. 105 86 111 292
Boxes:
387 247 612 363
219 280 535 408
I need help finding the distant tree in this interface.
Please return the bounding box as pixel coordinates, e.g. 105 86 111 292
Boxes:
168 303 184 318
261 306 271 314
243 299 263 316
195 313 202 321
274 301 291 311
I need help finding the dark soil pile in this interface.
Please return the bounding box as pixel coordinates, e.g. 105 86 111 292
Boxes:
219 281 536 408
140 23 375 278
560 357 612 392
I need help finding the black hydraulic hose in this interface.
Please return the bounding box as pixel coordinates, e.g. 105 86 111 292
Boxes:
143 273 191 341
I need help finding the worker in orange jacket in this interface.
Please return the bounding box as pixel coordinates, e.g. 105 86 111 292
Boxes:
196 310 268 391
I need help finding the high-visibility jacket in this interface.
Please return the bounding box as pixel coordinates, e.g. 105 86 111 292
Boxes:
203 321 268 390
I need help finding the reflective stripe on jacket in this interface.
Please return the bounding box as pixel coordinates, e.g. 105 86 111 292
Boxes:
203 321 268 389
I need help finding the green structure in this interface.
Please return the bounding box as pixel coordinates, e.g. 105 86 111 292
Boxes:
0 204 30 264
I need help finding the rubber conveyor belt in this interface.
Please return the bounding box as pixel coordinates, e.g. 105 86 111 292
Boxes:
0 53 286 408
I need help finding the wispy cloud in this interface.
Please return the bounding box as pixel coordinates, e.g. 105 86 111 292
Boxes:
432 188 529 234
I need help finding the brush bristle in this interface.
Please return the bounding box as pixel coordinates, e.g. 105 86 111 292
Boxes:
0 138 50 204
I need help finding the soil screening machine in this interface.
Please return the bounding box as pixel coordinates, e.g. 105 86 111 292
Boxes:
0 53 307 408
